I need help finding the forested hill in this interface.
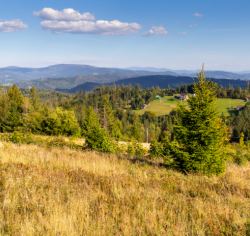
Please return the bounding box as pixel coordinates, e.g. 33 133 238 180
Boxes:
58 75 249 93
0 64 249 91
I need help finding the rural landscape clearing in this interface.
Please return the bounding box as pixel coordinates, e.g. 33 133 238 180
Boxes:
1 0 250 235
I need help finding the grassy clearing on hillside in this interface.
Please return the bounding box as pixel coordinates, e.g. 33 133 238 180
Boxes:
0 143 249 235
136 96 246 116
215 98 246 115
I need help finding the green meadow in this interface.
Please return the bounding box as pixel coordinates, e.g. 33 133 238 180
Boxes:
136 96 246 116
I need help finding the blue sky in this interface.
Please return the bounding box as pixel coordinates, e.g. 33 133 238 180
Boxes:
0 0 250 71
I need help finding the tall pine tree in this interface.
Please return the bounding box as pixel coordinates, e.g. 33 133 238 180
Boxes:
170 69 227 175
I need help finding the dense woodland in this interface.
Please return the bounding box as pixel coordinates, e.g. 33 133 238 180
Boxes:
0 82 250 144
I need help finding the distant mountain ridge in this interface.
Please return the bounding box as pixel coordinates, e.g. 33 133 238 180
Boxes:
0 64 249 90
57 75 250 93
128 67 250 80
0 64 160 85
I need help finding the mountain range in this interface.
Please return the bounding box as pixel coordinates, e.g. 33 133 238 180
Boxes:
58 75 250 93
0 64 249 91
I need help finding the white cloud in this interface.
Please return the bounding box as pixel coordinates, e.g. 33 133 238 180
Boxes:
193 12 203 17
35 8 141 35
34 8 95 21
40 20 141 35
145 26 168 36
0 19 27 32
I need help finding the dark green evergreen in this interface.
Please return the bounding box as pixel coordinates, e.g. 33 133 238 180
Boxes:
170 69 227 175
82 107 115 153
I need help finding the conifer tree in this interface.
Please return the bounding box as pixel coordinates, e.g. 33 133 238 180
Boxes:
170 69 227 175
101 96 122 140
82 107 114 153
30 87 40 111
3 85 24 131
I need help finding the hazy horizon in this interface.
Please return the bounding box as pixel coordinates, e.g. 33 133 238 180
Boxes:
0 63 250 73
1 0 250 71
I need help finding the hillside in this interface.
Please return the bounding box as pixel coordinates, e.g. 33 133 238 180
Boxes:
129 67 250 80
0 64 160 86
0 142 249 235
136 96 247 116
0 64 249 90
60 75 250 93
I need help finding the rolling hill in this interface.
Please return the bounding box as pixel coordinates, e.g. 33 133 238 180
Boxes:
0 64 250 90
129 67 250 80
0 64 164 85
58 75 250 93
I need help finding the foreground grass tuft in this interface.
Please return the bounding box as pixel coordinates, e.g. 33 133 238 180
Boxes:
0 142 249 235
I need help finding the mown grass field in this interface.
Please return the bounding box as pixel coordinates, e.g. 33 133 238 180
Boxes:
0 142 250 235
136 96 246 116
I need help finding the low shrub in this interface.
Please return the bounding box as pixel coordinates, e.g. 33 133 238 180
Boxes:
233 148 250 166
134 143 146 158
85 128 115 153
150 140 165 158
9 131 32 144
127 141 147 158
149 140 173 165
127 143 135 157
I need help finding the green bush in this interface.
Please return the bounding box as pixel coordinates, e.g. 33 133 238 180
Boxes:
127 143 135 157
232 147 250 166
149 136 173 165
134 143 146 158
42 108 80 137
9 131 32 144
150 140 165 158
85 128 115 153
127 141 147 158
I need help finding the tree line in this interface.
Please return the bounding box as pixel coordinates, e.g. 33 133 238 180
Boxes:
0 82 249 143
0 74 249 175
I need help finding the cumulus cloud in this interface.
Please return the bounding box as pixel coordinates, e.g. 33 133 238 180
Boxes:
35 8 141 35
40 19 141 35
145 26 168 36
193 12 203 17
0 19 27 32
34 8 95 21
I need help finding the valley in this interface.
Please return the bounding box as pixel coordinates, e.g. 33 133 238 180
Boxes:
1 1 250 235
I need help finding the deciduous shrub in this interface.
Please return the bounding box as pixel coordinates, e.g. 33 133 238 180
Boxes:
9 131 32 144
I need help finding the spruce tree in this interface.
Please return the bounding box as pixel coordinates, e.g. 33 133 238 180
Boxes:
170 69 227 175
82 107 114 153
2 85 24 131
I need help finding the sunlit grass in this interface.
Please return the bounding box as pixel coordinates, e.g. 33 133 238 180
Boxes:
0 142 249 235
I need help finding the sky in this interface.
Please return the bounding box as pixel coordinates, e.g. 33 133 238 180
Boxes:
0 0 250 71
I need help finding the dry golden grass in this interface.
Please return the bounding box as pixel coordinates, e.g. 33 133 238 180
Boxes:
0 142 250 236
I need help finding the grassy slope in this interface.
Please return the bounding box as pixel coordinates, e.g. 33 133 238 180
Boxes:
0 143 250 235
136 96 246 116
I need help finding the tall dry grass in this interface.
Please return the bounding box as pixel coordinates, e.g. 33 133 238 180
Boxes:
0 142 249 235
